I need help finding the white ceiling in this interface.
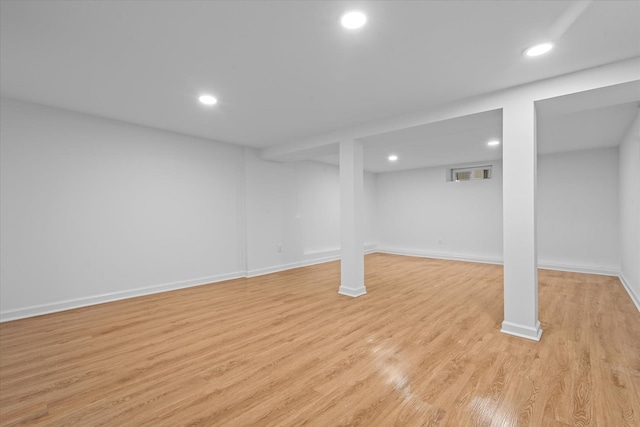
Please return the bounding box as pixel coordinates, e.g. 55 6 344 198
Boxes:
1 1 639 149
311 83 640 173
312 104 639 173
538 101 639 156
362 110 504 173
314 110 504 173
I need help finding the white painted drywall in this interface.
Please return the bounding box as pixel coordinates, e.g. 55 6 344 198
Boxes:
244 149 377 276
244 148 290 274
376 147 620 273
364 171 377 249
619 111 640 310
538 147 619 273
263 59 640 162
376 162 504 263
0 99 379 319
501 100 540 341
2 93 625 320
0 98 245 319
339 139 366 297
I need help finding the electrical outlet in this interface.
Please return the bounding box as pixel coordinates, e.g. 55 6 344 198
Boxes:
277 244 283 252
438 239 444 245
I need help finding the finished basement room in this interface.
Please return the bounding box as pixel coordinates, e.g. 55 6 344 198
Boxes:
1 1 639 426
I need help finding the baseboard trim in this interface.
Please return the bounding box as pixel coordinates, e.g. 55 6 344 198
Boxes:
0 271 245 323
376 247 502 265
619 273 640 312
501 320 543 341
1 248 381 322
4 247 627 322
537 263 618 276
247 246 378 278
247 255 340 278
338 285 367 297
378 248 619 277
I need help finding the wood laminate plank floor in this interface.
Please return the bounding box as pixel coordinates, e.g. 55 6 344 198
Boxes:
1 253 639 426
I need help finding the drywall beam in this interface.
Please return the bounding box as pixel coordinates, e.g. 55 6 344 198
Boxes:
261 58 640 163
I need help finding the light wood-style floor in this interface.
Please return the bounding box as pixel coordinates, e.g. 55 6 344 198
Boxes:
1 253 639 426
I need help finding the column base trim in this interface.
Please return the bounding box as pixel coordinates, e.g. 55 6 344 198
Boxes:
501 320 542 341
338 286 367 298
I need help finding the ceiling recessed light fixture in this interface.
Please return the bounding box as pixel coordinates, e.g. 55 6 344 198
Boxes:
388 154 398 161
524 42 554 57
198 94 218 105
487 140 501 146
341 11 367 29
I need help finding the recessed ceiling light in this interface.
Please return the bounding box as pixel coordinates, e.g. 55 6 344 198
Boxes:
388 155 398 161
341 11 367 29
524 43 554 57
198 94 218 105
487 140 500 146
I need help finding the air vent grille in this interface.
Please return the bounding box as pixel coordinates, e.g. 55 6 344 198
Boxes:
450 165 492 182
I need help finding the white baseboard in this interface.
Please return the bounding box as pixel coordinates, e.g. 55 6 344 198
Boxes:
619 273 640 312
0 271 245 323
364 245 377 254
537 262 618 276
247 245 377 278
378 248 620 277
376 247 502 265
501 320 542 341
247 255 341 278
338 285 367 297
1 247 381 322
5 246 630 322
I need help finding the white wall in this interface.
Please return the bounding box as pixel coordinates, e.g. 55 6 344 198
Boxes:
537 147 619 273
376 162 504 263
0 98 245 320
364 172 377 248
2 95 627 320
244 149 376 276
0 99 379 320
619 112 640 310
376 148 620 273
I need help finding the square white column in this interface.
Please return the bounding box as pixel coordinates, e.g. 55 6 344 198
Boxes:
339 139 366 297
501 100 542 341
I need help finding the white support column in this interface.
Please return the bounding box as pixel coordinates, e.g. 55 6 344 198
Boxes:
501 100 542 341
339 138 366 297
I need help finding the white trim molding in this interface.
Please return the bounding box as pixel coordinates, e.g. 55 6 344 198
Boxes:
0 272 245 323
247 255 340 278
619 274 640 312
378 248 621 277
247 245 377 278
376 247 502 265
1 247 379 322
501 320 543 341
338 285 367 297
5 248 632 322
537 263 619 276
